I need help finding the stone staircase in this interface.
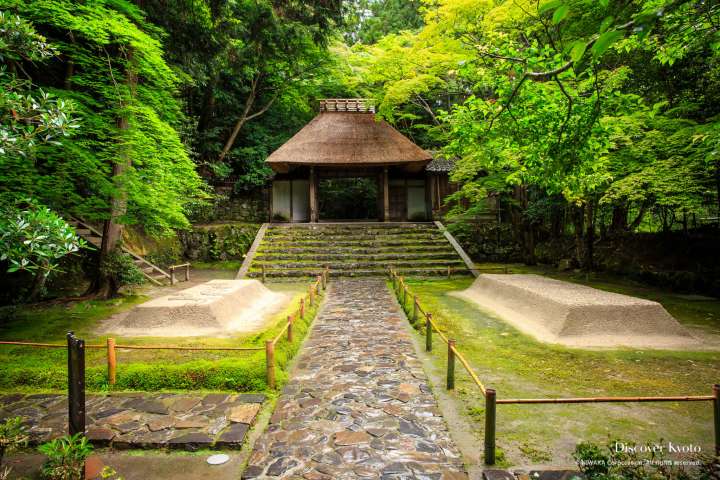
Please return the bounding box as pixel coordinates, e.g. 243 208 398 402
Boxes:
67 218 173 285
246 223 471 278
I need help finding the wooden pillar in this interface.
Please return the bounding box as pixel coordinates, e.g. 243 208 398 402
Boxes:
309 167 318 223
106 338 116 385
425 175 432 220
383 166 389 222
484 388 497 465
377 170 383 221
67 332 85 437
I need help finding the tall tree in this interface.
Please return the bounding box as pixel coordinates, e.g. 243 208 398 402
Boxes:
0 1 207 297
137 0 344 185
344 0 424 44
346 0 719 268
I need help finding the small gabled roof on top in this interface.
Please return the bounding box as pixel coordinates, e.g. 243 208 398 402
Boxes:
425 151 456 173
266 99 433 173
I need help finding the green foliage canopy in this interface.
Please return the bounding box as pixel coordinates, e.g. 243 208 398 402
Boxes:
0 1 206 235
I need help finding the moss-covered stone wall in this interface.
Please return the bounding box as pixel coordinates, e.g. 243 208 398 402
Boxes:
178 223 260 261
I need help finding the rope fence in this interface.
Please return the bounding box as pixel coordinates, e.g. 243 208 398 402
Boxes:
388 268 720 465
0 267 330 390
264 266 329 389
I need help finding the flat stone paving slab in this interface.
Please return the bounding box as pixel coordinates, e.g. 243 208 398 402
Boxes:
0 393 264 451
244 279 467 479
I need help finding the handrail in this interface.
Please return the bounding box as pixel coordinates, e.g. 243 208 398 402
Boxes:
0 340 261 351
427 313 449 345
497 395 715 404
272 319 292 345
114 344 262 351
450 344 487 395
0 341 103 349
264 266 330 390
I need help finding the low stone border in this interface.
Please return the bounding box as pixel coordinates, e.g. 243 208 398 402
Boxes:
484 469 585 480
0 393 265 451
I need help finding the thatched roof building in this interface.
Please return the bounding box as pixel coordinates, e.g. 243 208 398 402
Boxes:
267 100 432 174
266 99 454 223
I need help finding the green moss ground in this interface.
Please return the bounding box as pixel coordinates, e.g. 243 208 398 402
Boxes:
395 271 720 467
0 281 322 393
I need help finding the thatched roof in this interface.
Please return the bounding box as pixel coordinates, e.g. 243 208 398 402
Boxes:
266 107 432 173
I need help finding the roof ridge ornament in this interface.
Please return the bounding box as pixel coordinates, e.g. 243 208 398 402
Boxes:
319 98 375 113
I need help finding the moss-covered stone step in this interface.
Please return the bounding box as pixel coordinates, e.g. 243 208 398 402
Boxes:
254 252 461 262
264 224 438 234
248 222 468 278
247 267 471 278
266 223 436 231
257 245 456 255
251 259 466 271
264 233 447 243
259 238 451 248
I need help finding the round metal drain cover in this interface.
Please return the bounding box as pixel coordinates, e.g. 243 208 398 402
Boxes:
207 454 230 465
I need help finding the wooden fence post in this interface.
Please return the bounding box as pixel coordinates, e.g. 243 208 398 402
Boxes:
447 339 456 390
106 338 116 385
447 266 451 279
713 384 719 456
299 298 305 320
402 279 407 306
317 275 322 293
261 265 266 284
170 266 176 286
66 332 85 437
425 314 433 352
185 264 191 282
412 296 418 324
265 340 275 390
484 388 497 465
287 315 294 342
322 267 327 289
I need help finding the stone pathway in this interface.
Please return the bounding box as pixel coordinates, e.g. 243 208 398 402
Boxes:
0 393 264 450
244 279 467 479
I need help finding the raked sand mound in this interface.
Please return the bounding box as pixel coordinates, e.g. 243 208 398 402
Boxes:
452 274 699 349
99 279 288 337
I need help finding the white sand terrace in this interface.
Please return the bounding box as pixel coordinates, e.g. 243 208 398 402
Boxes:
99 279 288 337
452 274 699 349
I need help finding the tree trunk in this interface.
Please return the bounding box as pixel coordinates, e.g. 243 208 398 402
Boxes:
218 75 259 162
512 185 536 265
550 203 564 239
523 226 537 265
716 160 720 228
198 72 219 133
609 203 628 235
218 75 280 162
571 204 585 267
583 199 595 271
628 201 649 232
87 48 136 299
28 269 48 302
